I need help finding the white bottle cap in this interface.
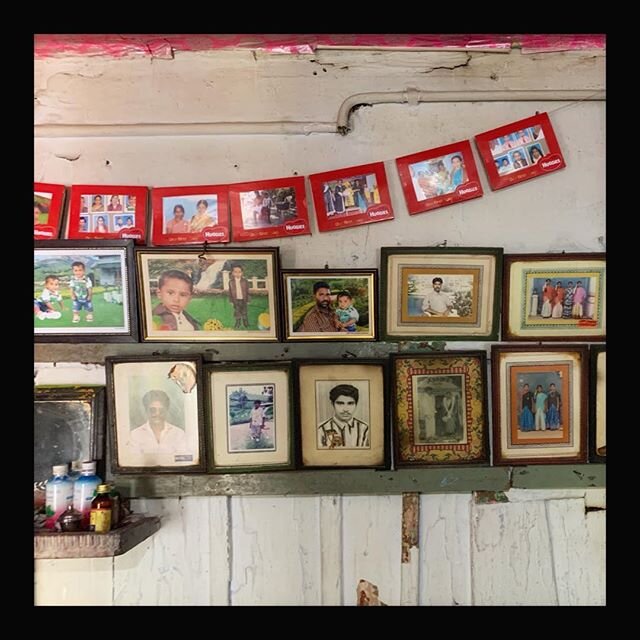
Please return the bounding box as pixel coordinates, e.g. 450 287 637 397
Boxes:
53 464 68 476
81 461 97 473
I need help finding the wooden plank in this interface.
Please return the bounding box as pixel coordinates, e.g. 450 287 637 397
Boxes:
547 498 606 605
512 465 605 490
35 557 113 605
471 500 557 605
319 496 343 605
342 496 402 606
420 494 472 606
230 496 321 605
400 493 420 606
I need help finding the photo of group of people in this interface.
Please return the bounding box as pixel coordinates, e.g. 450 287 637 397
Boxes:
79 194 137 233
490 124 548 176
162 194 218 234
322 173 380 217
409 152 469 201
528 276 595 322
413 374 465 444
239 187 297 230
516 372 564 436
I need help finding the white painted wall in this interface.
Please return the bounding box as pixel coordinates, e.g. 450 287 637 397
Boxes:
34 45 605 605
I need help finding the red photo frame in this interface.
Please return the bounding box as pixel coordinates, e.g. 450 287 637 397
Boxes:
66 185 148 244
309 162 393 232
395 141 483 215
34 183 66 240
475 112 566 191
229 176 310 243
150 185 230 246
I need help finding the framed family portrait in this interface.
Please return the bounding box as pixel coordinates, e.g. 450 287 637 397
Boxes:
66 185 148 244
491 345 588 465
381 246 502 341
475 112 566 191
590 345 606 463
106 356 206 473
281 269 377 341
34 240 138 343
34 386 105 486
503 253 606 341
296 360 389 469
34 182 66 240
205 362 294 472
150 184 230 246
395 140 483 215
229 176 310 242
308 161 394 232
136 247 281 342
392 352 489 466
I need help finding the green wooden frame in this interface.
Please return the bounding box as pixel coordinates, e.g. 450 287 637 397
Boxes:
380 246 503 342
204 361 296 473
589 344 606 463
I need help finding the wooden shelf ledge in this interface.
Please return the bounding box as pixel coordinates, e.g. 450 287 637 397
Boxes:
34 515 161 559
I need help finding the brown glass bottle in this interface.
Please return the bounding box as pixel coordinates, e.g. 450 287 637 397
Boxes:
89 484 112 533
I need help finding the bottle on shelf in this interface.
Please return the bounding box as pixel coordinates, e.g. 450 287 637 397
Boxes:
89 484 113 534
45 464 73 530
72 461 102 529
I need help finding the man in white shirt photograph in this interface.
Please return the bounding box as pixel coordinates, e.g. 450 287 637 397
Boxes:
422 277 453 317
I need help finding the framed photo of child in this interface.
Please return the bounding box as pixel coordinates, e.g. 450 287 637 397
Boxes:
308 161 394 232
150 184 230 246
491 344 589 465
34 182 66 240
229 176 310 242
136 247 281 342
475 112 566 191
66 185 148 244
281 269 377 341
34 240 138 343
106 355 206 473
395 141 483 215
205 361 295 473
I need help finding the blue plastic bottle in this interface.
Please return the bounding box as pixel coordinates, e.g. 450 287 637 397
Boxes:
73 461 102 529
45 464 74 529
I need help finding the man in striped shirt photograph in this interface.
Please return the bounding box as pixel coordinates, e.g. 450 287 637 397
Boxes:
317 384 370 449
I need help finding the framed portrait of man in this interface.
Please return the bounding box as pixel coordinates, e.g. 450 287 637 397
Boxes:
106 356 206 473
296 360 389 469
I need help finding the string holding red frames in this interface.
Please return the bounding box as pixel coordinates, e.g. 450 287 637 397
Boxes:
229 176 310 242
34 183 66 240
151 185 230 246
308 162 394 232
395 140 483 215
475 112 566 191
66 185 149 244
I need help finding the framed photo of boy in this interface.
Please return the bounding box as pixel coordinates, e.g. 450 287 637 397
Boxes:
281 269 377 341
229 176 310 242
475 112 566 191
66 185 148 244
205 362 295 472
590 345 606 463
503 253 606 341
395 140 483 215
392 351 489 467
308 161 394 232
34 182 66 240
296 360 389 469
136 247 281 342
34 240 138 343
150 184 230 246
106 356 206 473
491 345 589 465
381 246 502 341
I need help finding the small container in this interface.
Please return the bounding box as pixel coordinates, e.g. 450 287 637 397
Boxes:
89 484 112 534
73 461 102 529
57 504 83 532
45 464 74 530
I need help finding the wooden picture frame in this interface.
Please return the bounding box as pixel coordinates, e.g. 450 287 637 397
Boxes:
205 361 295 473
491 345 589 465
34 182 66 240
136 247 281 342
295 359 390 469
392 351 489 466
281 269 377 341
34 240 139 343
590 345 606 463
503 253 606 341
381 246 502 341
106 356 206 474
